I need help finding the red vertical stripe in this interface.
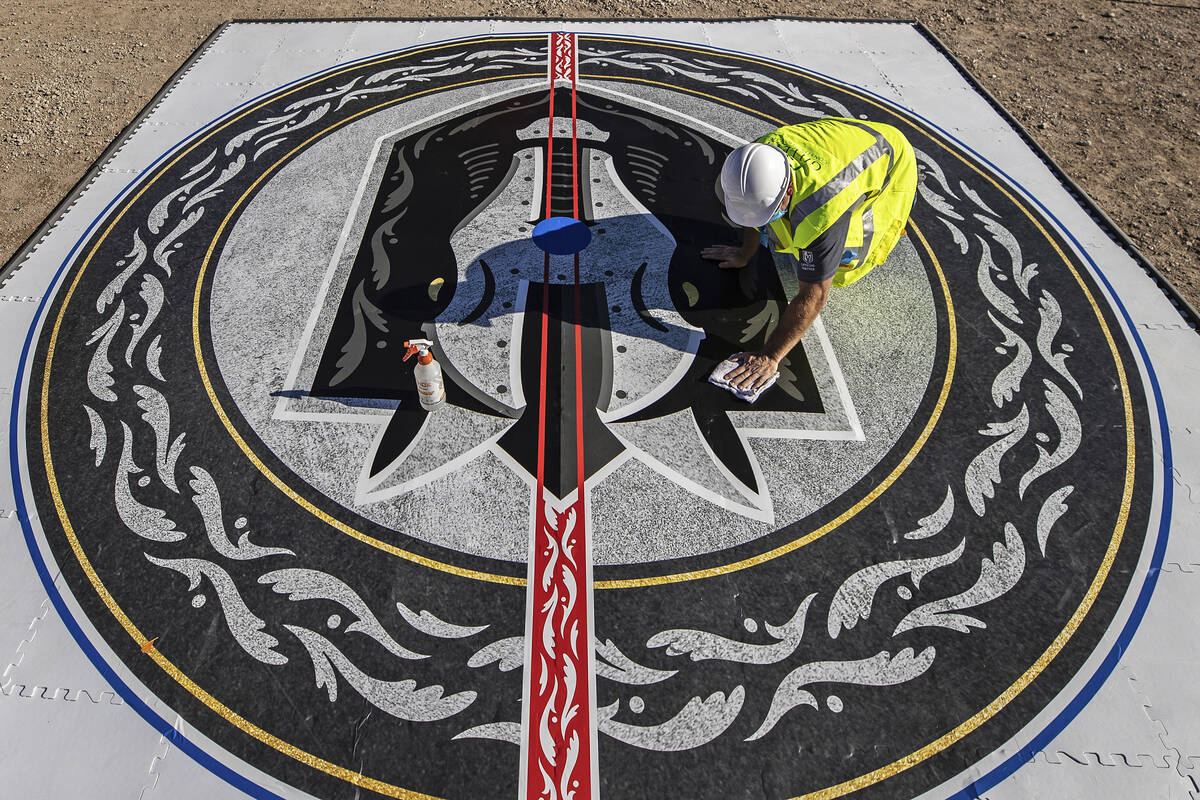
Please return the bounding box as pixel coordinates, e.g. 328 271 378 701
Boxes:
563 28 593 798
525 34 557 798
525 31 595 800
564 32 593 800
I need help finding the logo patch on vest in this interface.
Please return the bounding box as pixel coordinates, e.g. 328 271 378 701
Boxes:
793 150 820 171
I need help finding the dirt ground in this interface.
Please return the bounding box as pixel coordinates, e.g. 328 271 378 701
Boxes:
1 1 1197 310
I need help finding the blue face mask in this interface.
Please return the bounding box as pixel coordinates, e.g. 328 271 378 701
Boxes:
766 206 786 224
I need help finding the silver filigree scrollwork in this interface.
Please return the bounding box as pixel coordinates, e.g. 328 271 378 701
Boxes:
76 42 547 734
71 40 1096 757
572 135 1088 752
579 47 861 122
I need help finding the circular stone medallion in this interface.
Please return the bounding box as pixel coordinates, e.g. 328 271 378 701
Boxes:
18 32 1160 800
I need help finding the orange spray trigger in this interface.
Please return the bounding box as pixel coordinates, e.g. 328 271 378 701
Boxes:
402 339 435 365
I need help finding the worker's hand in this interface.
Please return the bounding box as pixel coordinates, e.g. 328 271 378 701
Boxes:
723 352 779 391
700 244 749 269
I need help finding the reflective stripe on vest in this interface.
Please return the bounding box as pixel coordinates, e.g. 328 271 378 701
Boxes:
790 124 892 224
762 119 894 256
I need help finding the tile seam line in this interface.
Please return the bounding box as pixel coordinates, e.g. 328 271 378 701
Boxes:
0 597 50 690
1127 666 1197 784
0 683 124 703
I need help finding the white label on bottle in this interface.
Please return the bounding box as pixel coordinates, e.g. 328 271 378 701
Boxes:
417 380 445 401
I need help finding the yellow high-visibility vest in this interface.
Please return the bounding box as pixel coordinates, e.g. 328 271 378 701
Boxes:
758 117 918 288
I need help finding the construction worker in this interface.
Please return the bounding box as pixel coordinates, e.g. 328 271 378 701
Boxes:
701 117 918 393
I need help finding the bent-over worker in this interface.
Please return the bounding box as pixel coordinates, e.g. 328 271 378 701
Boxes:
702 117 918 393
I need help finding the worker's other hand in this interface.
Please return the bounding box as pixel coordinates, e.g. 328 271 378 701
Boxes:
723 352 779 391
700 244 749 269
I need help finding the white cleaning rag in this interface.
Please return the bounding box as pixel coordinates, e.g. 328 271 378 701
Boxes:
708 354 778 403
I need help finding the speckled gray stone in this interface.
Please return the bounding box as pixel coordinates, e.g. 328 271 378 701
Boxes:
210 77 937 566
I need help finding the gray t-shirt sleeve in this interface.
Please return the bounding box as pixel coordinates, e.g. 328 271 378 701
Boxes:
791 206 853 284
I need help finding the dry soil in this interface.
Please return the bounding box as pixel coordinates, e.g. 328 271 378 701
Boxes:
1 1 1198 309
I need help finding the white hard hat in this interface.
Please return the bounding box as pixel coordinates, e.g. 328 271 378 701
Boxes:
720 142 791 227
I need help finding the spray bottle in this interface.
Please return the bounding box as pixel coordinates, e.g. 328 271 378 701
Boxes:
403 339 446 411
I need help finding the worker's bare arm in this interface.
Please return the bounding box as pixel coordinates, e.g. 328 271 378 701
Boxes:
700 226 760 269
724 277 833 390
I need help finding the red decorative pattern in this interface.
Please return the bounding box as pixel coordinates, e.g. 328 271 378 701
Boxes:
523 31 594 800
526 496 592 800
551 31 576 83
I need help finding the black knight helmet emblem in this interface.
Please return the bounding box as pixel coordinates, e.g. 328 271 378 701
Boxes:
300 87 828 509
